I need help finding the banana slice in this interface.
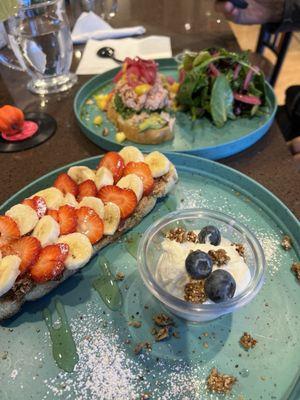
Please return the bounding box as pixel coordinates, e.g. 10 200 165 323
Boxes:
119 146 144 165
32 215 60 247
33 187 64 210
57 233 92 270
103 202 121 235
68 166 95 184
64 193 79 208
144 151 170 178
117 174 143 201
5 204 38 235
0 255 21 297
95 166 114 190
79 196 104 218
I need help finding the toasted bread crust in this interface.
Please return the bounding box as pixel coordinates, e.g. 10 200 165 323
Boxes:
0 166 178 321
107 101 174 145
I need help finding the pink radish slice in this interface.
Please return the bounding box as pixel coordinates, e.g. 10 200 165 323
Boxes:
209 63 221 77
243 69 254 90
166 76 175 84
2 120 38 142
233 93 262 105
233 64 241 80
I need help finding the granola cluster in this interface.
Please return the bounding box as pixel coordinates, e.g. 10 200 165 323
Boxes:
231 243 245 258
208 249 230 266
281 235 292 251
166 227 197 243
206 368 237 393
291 262 300 281
239 332 257 350
184 279 207 303
151 313 177 342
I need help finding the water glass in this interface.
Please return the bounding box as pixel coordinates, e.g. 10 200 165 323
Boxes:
1 0 77 95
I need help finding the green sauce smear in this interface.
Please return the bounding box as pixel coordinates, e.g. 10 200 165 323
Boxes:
43 300 78 373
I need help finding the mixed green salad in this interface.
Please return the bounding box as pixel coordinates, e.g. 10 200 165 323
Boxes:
176 48 269 128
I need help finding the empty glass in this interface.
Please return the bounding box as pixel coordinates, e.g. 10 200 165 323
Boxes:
0 0 77 95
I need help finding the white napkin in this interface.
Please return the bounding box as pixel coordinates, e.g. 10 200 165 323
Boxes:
76 36 172 75
71 11 145 44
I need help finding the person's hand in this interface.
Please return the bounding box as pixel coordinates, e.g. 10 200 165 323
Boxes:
214 0 285 25
288 136 300 164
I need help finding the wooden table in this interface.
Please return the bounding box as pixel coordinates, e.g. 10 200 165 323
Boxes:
0 0 299 217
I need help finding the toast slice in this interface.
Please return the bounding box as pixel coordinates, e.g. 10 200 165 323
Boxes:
0 165 178 321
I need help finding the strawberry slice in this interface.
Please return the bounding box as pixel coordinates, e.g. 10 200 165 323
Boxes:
30 243 69 283
22 196 47 218
53 173 79 196
77 179 97 201
123 162 154 195
76 206 104 244
0 215 20 246
57 205 77 235
98 185 137 219
47 209 59 222
6 236 42 275
98 152 125 183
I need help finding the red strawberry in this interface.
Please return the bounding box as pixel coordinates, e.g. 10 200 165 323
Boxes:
123 162 154 195
98 185 137 219
30 243 69 283
47 209 59 222
53 173 79 196
22 196 47 218
77 179 97 201
57 205 77 235
98 152 125 183
0 215 20 246
8 237 42 275
76 206 104 244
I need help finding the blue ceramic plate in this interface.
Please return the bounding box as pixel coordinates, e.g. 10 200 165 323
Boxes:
74 59 277 160
0 153 299 400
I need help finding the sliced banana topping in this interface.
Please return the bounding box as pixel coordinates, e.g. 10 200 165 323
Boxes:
57 233 93 270
119 146 144 165
117 174 143 202
95 166 114 190
32 215 60 247
33 187 64 210
79 196 104 218
5 204 38 235
103 202 121 235
64 193 79 208
144 151 170 178
68 166 95 184
0 255 21 297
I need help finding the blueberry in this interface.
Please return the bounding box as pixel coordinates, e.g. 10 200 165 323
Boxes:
204 269 236 303
198 225 221 246
185 250 213 280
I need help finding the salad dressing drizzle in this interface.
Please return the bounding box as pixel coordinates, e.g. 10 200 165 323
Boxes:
92 256 123 311
43 300 78 372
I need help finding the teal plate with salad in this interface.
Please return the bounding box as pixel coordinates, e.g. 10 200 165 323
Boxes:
74 53 277 160
0 153 299 400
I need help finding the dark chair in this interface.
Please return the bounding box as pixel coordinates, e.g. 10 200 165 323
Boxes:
256 25 293 86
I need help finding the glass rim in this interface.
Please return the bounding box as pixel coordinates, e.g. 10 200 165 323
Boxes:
137 208 266 314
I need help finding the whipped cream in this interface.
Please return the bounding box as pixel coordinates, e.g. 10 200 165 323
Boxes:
155 237 251 301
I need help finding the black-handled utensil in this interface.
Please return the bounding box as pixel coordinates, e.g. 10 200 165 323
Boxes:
97 47 122 64
223 0 248 9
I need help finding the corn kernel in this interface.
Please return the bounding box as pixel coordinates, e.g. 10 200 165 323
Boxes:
93 115 103 126
96 99 107 110
115 132 126 143
170 82 180 93
134 84 151 96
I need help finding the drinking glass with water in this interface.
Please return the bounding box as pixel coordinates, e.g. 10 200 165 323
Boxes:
0 0 77 95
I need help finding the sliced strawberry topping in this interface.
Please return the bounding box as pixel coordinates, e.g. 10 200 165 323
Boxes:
0 215 20 246
98 185 137 219
76 206 104 244
77 179 97 201
123 162 154 195
98 152 125 183
6 236 42 275
53 173 79 196
57 205 77 235
30 243 69 283
22 196 47 218
47 209 59 222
